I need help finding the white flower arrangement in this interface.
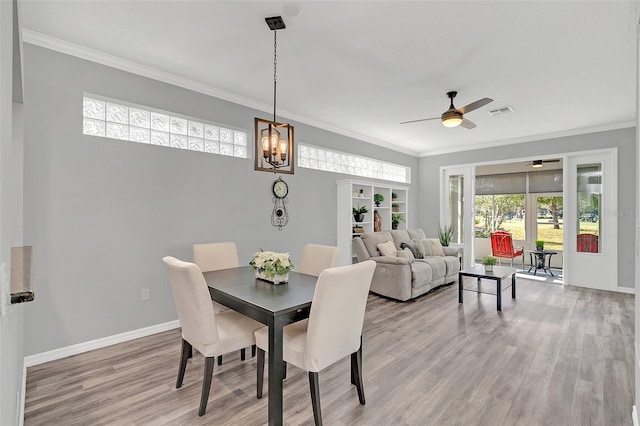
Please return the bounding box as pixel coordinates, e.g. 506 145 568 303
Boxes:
249 250 294 282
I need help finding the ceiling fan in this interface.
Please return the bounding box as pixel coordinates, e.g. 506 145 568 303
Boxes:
529 159 561 168
400 91 493 129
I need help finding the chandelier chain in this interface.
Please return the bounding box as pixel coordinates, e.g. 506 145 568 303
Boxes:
273 30 278 123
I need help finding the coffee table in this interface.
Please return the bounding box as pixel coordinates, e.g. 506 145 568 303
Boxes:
458 265 517 311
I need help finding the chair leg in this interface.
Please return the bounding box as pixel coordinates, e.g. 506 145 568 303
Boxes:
283 361 287 379
198 356 215 416
240 348 246 361
256 348 265 399
309 372 323 426
252 344 256 358
351 346 366 405
217 355 222 366
176 339 191 389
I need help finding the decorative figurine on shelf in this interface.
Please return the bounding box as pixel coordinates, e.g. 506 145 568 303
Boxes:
374 210 382 232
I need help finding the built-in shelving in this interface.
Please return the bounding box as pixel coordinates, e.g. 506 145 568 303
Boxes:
337 180 409 266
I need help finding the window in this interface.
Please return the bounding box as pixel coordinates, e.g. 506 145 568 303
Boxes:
82 95 249 158
576 163 601 253
475 173 526 240
448 175 464 244
298 143 410 184
475 194 526 240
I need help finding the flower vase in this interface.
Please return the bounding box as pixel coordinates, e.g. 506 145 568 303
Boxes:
484 265 493 272
255 270 289 285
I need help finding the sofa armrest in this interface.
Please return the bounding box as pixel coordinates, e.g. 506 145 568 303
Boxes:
443 246 460 257
371 255 411 266
352 237 370 262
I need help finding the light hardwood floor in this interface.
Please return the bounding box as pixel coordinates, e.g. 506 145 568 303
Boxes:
24 276 635 425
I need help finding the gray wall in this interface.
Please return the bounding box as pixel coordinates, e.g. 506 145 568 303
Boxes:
417 127 636 289
21 44 418 356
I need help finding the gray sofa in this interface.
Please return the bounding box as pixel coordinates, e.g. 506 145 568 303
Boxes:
352 228 460 301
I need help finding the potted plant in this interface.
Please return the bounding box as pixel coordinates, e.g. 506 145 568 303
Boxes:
249 250 294 284
481 255 497 272
391 214 404 230
352 204 368 222
374 193 384 207
392 203 399 212
535 240 544 251
392 192 398 201
437 224 454 247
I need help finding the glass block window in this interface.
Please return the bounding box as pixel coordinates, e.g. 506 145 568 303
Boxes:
298 143 410 183
82 95 248 159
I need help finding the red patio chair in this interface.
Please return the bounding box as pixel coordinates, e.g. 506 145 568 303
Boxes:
577 233 599 253
490 231 525 269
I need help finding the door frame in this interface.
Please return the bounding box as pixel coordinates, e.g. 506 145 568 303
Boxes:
440 147 618 289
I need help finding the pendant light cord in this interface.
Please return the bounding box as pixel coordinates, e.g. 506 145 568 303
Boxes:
273 30 278 123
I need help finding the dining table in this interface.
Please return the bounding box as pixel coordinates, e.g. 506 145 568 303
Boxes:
203 266 317 426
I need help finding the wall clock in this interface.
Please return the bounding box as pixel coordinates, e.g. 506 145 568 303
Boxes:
271 177 289 230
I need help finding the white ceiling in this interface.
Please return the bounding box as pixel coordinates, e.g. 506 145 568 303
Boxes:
18 1 639 157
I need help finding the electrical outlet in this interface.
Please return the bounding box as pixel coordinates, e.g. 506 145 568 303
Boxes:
141 288 150 301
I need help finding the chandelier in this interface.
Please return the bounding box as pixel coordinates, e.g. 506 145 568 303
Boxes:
254 16 294 174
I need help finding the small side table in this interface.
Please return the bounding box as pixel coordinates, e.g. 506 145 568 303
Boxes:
526 250 558 276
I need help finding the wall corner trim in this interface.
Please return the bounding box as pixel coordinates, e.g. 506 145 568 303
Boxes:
23 319 180 367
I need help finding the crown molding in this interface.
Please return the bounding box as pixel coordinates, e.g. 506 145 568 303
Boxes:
22 29 419 157
418 121 635 157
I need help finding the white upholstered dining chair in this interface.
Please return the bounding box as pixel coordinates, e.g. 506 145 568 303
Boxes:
193 242 254 365
255 260 376 426
163 256 263 417
297 244 340 277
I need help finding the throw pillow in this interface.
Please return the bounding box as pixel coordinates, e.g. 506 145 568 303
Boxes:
412 238 432 257
426 238 445 257
396 248 415 262
401 242 423 259
377 240 397 257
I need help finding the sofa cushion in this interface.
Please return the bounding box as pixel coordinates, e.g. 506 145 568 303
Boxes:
388 229 412 250
443 255 460 276
400 242 423 259
377 240 397 257
396 248 415 262
407 229 427 240
419 257 446 280
425 238 445 257
409 261 432 288
412 238 432 257
361 231 392 257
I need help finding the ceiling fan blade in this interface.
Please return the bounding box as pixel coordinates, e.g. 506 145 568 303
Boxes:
399 117 440 125
459 97 493 114
460 118 476 129
543 159 561 163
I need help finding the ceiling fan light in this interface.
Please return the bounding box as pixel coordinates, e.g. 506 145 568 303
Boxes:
532 160 543 168
441 110 463 128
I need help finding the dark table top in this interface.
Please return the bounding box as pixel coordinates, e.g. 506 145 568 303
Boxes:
459 264 517 279
525 249 558 255
203 266 318 315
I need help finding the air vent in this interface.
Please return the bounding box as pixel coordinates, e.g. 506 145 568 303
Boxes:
488 106 514 116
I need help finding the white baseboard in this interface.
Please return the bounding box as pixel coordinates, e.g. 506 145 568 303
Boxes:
24 320 180 367
633 405 638 426
617 286 635 294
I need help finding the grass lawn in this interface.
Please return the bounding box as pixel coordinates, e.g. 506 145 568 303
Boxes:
476 218 600 252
